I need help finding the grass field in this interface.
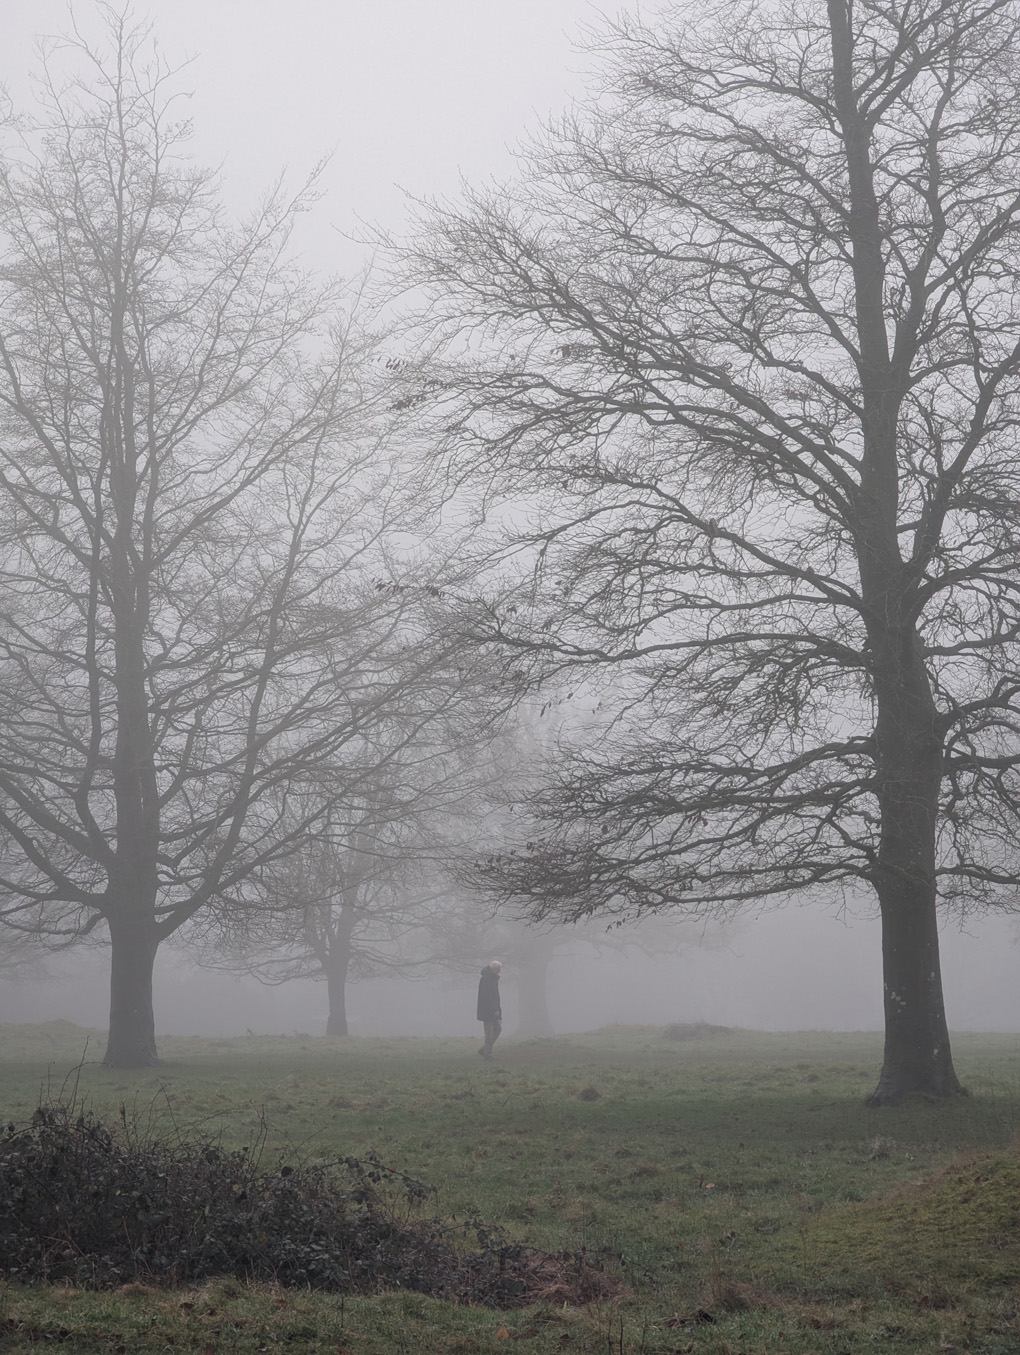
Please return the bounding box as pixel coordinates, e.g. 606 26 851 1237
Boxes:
1 1020 1020 1352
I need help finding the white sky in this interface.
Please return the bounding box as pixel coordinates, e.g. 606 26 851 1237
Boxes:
4 1 627 276
2 2 1018 1036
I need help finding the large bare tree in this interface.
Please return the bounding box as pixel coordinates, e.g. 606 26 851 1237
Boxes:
0 11 435 1065
402 0 1020 1103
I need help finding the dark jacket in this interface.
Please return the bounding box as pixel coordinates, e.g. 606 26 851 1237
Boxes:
476 966 501 1022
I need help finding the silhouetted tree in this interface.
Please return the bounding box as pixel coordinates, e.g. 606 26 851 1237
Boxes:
198 811 424 1039
189 682 504 1038
0 12 434 1065
428 702 732 1039
403 0 1020 1103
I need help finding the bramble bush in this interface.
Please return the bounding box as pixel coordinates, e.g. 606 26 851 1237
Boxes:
0 1100 619 1306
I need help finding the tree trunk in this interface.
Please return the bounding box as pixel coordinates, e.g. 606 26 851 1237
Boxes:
323 908 355 1037
867 630 964 1106
102 911 160 1066
827 0 963 1106
325 960 350 1036
870 882 960 1105
514 940 555 1038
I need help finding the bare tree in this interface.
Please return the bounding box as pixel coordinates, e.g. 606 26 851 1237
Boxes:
204 822 450 1039
431 908 728 1040
418 700 733 1039
402 0 1020 1103
0 10 438 1065
187 665 505 1037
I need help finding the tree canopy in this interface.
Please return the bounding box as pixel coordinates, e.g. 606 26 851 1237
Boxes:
0 10 453 1064
402 0 1020 1102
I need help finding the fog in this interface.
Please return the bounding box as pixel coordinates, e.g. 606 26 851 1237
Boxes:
0 2 1018 1054
5 0 604 279
3 906 1018 1038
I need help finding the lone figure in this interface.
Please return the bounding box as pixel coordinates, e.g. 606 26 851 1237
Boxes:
476 960 502 1059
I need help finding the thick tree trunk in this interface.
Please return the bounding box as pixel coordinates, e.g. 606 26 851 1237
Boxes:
514 940 555 1038
323 909 354 1037
827 1 962 1106
325 960 350 1036
870 883 960 1105
100 313 162 1068
103 518 161 1066
103 911 160 1067
867 632 964 1106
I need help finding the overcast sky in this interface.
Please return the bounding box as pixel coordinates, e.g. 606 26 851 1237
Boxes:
5 1 629 277
1 2 1018 1037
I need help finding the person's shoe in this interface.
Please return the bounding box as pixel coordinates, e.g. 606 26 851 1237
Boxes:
478 1048 491 1059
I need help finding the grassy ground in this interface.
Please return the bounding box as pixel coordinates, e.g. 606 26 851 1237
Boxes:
1 1020 1020 1352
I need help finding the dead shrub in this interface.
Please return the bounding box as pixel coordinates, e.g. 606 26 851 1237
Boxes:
0 1100 621 1307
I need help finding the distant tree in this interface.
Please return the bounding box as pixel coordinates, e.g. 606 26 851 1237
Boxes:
420 702 731 1039
188 669 504 1038
509 925 558 1039
0 11 440 1066
193 811 420 1039
402 0 1020 1103
429 898 733 1039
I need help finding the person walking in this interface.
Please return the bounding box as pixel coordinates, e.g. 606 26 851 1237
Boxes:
476 960 502 1059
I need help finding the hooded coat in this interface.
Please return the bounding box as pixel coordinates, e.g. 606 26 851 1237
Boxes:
476 965 501 1022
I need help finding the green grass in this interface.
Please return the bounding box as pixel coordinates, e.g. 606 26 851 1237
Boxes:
2 1021 1020 1352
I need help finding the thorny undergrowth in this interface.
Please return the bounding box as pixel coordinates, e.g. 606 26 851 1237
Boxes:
0 1095 621 1308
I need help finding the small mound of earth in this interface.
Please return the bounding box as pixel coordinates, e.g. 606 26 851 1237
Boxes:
662 1022 734 1041
810 1150 1020 1289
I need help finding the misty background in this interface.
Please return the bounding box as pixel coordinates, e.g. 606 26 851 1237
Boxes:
4 909 1019 1037
5 0 598 280
0 0 1018 1047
